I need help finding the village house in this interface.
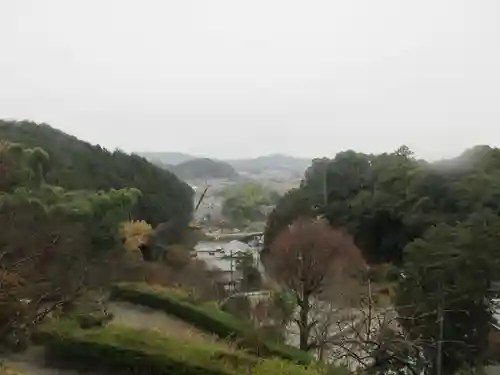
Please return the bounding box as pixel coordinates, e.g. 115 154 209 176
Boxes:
193 240 256 291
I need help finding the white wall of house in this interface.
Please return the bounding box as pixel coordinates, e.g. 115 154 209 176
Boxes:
193 239 265 289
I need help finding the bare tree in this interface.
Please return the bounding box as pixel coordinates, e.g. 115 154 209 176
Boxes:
312 271 429 375
267 217 364 351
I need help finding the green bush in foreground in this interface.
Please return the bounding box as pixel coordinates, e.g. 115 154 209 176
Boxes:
36 321 325 375
110 283 311 364
70 311 114 329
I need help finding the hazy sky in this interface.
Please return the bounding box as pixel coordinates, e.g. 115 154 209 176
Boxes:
1 0 499 160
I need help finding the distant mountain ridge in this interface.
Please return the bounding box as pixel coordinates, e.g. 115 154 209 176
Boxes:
226 154 311 174
138 152 312 175
139 152 196 166
168 158 239 180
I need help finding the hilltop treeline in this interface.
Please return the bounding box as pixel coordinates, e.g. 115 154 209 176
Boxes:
0 121 193 231
265 145 500 264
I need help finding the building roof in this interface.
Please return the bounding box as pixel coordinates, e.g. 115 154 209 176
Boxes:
193 240 260 274
194 241 224 252
223 240 251 254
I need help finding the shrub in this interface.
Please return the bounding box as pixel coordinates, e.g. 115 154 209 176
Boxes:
119 220 153 254
221 294 253 321
164 245 191 269
71 311 114 329
110 283 312 364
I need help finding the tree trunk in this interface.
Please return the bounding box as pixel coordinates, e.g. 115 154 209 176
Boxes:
318 346 325 362
299 293 311 351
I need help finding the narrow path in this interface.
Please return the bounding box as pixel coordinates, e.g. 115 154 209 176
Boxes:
107 301 220 345
3 346 109 375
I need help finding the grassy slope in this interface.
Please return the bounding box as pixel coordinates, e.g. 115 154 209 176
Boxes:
35 320 327 375
108 301 220 345
110 283 312 364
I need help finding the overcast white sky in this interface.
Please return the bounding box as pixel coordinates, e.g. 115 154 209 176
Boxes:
1 0 499 160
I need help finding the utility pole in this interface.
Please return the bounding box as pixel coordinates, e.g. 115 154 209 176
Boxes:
436 281 444 375
322 162 328 207
230 248 234 293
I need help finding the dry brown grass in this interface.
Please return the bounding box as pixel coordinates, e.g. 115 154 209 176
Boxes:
119 220 153 253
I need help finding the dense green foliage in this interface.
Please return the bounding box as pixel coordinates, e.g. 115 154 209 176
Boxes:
0 120 194 231
397 215 500 374
265 144 500 373
265 145 500 264
110 283 311 364
221 182 279 226
170 158 239 180
0 140 141 348
0 139 141 254
0 139 142 252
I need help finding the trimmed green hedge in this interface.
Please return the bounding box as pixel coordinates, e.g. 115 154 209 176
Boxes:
37 320 254 375
35 321 325 375
110 283 311 364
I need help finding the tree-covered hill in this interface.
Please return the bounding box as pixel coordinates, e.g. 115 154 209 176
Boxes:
264 145 500 374
227 154 311 175
0 120 194 230
138 151 197 166
169 158 239 180
265 145 500 265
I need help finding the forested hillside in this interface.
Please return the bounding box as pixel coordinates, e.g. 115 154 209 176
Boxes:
265 145 500 264
0 135 318 375
0 121 194 231
0 139 143 346
139 151 197 166
227 154 311 174
264 145 500 374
